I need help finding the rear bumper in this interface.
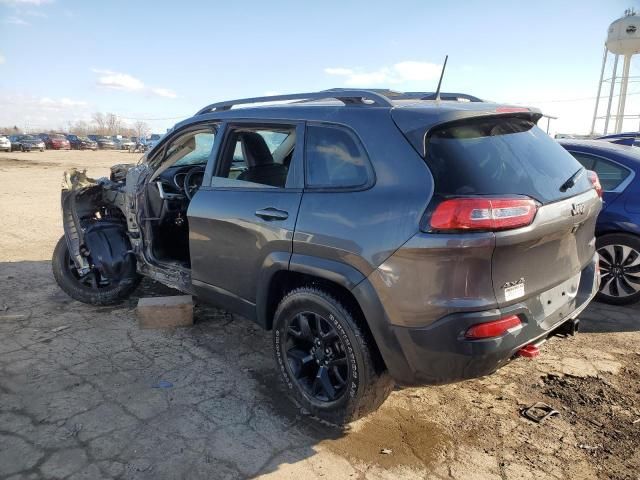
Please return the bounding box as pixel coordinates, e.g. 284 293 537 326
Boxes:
374 253 599 386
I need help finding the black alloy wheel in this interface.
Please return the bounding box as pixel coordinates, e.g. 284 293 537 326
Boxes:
284 311 349 402
596 233 640 305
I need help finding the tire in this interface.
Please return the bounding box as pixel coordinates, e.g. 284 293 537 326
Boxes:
51 235 141 305
596 233 640 305
273 287 393 425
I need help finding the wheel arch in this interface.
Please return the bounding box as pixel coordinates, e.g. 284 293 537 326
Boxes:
257 253 390 372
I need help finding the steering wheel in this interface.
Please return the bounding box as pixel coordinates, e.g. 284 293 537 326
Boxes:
184 166 205 200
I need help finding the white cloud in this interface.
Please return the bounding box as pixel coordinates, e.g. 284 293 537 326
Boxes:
3 16 30 25
92 68 176 98
93 69 145 91
392 61 442 81
40 97 88 108
324 61 442 86
0 94 90 130
150 87 177 98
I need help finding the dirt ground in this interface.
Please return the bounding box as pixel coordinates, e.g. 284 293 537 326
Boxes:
0 150 639 480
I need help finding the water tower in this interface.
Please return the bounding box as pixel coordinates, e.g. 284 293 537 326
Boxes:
591 8 640 135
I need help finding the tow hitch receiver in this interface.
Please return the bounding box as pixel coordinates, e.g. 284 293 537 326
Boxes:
517 344 540 358
553 318 580 337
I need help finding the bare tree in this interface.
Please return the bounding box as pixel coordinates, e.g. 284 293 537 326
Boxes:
133 121 150 140
105 113 121 135
92 113 106 135
68 120 89 136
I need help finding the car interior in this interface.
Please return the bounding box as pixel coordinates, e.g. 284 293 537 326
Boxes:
144 125 295 267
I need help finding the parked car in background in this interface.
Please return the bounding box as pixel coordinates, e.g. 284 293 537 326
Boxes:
52 89 602 424
112 136 135 150
39 133 71 150
88 135 117 149
0 135 11 152
145 133 163 150
66 135 98 150
595 132 640 147
10 135 45 152
559 139 640 305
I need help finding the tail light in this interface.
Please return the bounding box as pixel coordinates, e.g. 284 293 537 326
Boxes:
587 170 603 198
465 315 522 339
430 197 537 231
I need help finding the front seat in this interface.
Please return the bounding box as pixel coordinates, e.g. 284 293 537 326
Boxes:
236 132 288 187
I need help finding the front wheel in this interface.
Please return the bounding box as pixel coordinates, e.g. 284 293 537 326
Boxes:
52 236 140 305
273 287 393 425
596 233 640 305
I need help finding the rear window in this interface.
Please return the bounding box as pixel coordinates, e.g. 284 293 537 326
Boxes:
425 117 592 204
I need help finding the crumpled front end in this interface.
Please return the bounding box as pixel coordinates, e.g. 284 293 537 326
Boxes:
61 168 134 284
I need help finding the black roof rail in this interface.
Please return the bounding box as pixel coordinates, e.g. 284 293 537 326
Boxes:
416 92 483 102
195 89 395 115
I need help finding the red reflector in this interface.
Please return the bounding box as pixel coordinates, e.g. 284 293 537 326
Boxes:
517 344 540 358
465 315 522 339
430 197 537 231
587 170 603 198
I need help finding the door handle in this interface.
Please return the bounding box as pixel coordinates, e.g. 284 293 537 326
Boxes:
255 207 289 221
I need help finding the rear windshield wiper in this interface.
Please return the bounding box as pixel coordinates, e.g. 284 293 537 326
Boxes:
559 167 585 192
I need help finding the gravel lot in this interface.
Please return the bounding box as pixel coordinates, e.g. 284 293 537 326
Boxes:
0 150 639 480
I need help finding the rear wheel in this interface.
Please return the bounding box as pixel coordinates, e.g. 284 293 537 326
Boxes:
52 236 140 305
273 287 393 425
596 233 640 305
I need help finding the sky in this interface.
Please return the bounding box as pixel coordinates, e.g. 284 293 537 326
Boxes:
1 0 639 136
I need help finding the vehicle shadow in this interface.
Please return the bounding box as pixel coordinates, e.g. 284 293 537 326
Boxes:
0 260 349 479
576 300 639 333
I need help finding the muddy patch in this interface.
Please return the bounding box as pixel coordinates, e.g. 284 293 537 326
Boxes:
0 157 58 168
323 407 451 469
541 367 640 479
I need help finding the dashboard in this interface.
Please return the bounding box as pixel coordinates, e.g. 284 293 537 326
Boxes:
156 164 205 197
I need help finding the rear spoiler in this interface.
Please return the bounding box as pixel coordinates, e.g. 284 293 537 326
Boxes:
391 107 542 158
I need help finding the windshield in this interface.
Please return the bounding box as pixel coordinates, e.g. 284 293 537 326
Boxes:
169 132 215 166
425 117 593 204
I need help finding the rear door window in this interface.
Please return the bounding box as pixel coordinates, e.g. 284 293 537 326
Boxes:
569 151 631 191
305 124 372 188
592 159 630 191
425 117 592 204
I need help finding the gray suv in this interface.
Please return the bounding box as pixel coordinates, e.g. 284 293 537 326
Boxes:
52 89 602 424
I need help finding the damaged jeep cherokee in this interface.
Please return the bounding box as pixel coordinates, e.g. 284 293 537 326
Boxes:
53 89 602 424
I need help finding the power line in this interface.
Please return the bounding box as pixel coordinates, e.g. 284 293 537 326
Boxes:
119 115 190 121
516 90 640 104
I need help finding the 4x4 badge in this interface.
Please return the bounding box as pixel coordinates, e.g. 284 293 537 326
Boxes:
571 202 586 216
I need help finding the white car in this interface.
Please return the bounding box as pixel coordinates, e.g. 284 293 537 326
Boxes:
0 136 11 152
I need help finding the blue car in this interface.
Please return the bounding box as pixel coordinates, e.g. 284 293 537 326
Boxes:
559 139 640 305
